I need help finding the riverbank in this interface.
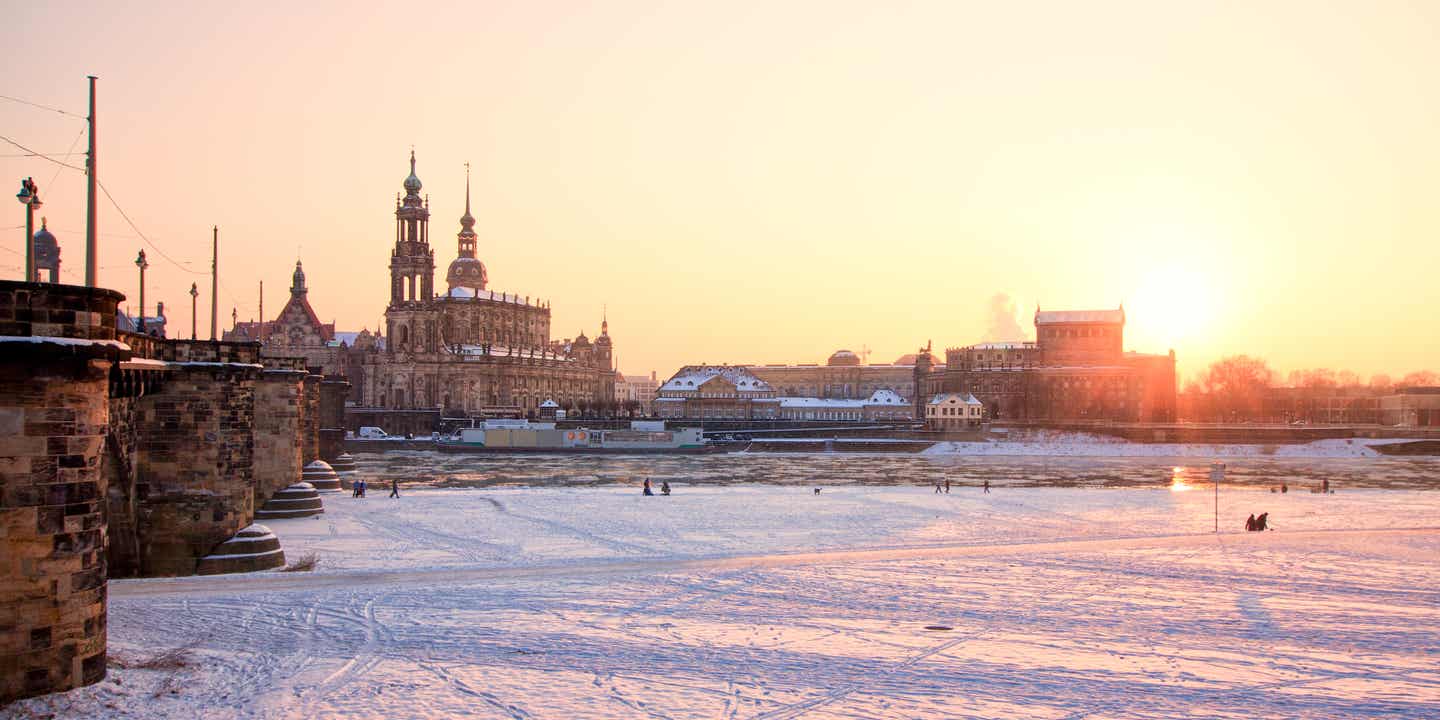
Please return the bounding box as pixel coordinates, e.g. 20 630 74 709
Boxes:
18 484 1440 719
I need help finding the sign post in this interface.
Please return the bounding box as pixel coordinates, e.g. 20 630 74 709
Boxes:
1209 461 1226 533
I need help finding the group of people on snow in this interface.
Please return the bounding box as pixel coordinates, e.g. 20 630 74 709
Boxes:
1245 512 1270 532
642 478 671 496
352 478 401 498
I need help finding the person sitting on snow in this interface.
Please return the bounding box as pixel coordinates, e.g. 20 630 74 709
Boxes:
661 481 671 496
1255 512 1269 531
1245 514 1256 532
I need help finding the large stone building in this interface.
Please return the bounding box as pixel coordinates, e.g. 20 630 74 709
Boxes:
362 154 615 416
749 349 933 401
923 306 1176 422
655 365 917 422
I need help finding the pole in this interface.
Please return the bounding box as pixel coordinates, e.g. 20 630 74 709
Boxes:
189 283 198 340
1209 461 1225 533
210 226 218 340
258 280 264 343
24 194 34 282
137 253 146 333
85 76 98 287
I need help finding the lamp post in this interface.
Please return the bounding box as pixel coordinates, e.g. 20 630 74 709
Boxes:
16 177 41 281
189 282 199 340
134 250 149 333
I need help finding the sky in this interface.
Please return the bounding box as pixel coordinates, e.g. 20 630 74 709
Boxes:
3 1 1437 383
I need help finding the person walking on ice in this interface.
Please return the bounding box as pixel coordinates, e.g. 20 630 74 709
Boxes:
389 477 400 498
935 481 943 494
983 479 991 494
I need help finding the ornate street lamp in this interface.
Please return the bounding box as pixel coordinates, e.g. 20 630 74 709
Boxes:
134 250 148 333
15 177 41 281
189 282 199 340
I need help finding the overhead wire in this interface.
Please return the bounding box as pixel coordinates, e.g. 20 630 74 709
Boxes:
96 180 208 276
0 134 87 171
0 93 86 119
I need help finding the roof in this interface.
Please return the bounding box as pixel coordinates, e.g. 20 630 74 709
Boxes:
777 388 910 409
659 365 773 393
442 287 537 307
969 341 1035 350
929 392 982 405
1034 309 1124 325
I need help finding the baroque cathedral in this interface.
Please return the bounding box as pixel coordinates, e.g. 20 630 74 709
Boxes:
362 152 615 415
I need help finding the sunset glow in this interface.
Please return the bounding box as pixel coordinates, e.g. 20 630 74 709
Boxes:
3 2 1438 382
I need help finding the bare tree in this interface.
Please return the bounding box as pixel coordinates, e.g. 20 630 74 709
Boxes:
1398 370 1440 388
1287 368 1337 389
1200 355 1275 421
1369 374 1394 392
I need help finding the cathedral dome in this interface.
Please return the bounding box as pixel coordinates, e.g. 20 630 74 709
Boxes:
446 256 488 293
827 349 861 367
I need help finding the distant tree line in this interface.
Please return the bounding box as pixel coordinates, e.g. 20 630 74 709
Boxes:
1181 356 1438 423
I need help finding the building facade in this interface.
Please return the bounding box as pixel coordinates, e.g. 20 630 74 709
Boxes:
776 388 914 421
655 365 780 419
362 154 615 416
615 371 659 415
925 307 1176 422
926 392 984 430
1379 387 1440 427
748 349 931 402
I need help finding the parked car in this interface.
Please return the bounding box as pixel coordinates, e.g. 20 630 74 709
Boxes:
358 426 390 439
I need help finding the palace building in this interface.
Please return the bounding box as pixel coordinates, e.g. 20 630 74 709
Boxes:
921 306 1176 422
361 153 615 416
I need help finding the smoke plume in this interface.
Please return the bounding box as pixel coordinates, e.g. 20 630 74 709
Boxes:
983 293 1026 342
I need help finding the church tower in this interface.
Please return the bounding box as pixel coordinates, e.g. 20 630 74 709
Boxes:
445 163 488 295
594 311 613 370
386 150 436 357
389 150 435 307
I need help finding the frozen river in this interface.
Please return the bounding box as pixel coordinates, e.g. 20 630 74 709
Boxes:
13 453 1440 719
353 449 1440 491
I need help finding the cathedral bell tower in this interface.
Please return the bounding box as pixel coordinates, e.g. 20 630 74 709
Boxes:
389 150 435 308
386 150 436 357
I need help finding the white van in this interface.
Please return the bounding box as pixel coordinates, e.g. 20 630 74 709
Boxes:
358 426 389 439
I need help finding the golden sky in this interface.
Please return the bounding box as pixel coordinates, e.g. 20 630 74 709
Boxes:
4 1 1437 382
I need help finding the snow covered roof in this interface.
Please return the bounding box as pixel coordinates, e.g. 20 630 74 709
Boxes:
659 365 773 393
969 341 1035 350
1035 309 1124 325
866 388 906 404
539 399 559 408
776 389 909 409
443 287 538 307
929 392 982 405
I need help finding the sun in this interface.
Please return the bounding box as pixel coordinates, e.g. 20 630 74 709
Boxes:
1126 264 1217 349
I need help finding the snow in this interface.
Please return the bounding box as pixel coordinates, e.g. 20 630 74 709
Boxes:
926 431 1421 458
0 336 130 350
15 474 1440 718
1035 308 1124 324
442 287 535 305
659 365 774 393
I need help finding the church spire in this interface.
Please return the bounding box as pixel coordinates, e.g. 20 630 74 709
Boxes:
456 162 477 259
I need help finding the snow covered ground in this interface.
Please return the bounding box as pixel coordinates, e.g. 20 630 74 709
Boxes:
926 432 1419 458
10 483 1440 719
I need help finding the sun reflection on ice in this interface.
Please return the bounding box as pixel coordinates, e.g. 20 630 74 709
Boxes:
1169 466 1192 492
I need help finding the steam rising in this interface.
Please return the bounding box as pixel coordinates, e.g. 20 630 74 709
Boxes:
984 293 1027 342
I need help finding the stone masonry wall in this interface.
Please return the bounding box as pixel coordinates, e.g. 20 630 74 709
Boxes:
300 375 321 463
253 370 307 509
0 351 114 703
127 364 259 577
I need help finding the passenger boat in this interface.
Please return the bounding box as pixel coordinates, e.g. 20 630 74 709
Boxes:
435 419 718 454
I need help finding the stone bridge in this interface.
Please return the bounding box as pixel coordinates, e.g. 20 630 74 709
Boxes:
1 280 348 703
